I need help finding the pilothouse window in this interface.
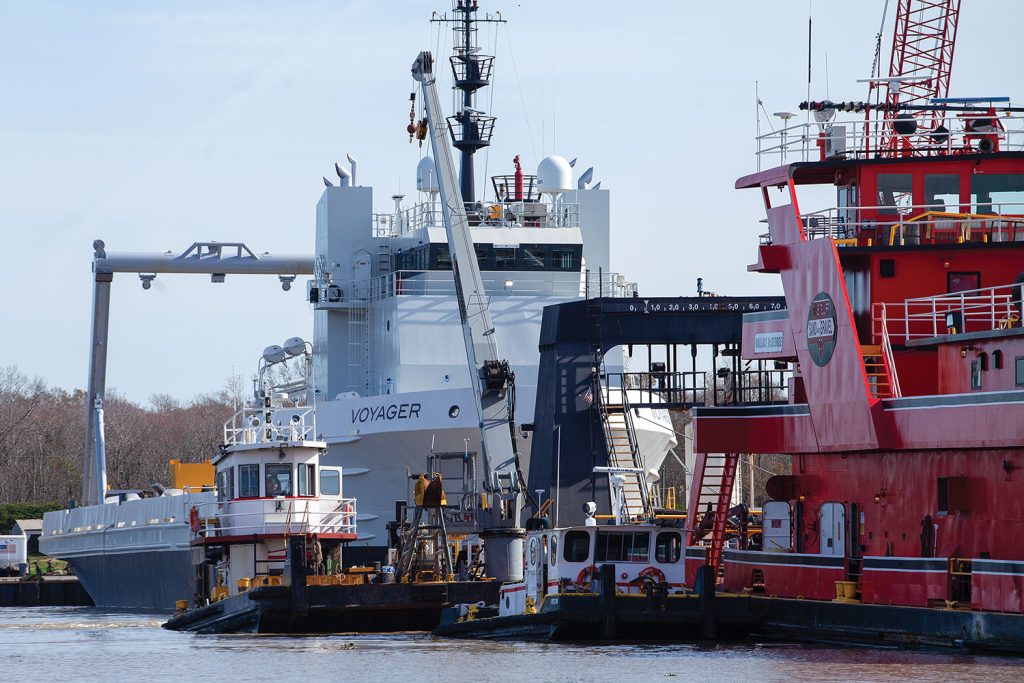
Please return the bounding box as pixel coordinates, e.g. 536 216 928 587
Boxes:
595 531 650 563
265 464 292 497
562 530 591 563
655 531 682 563
239 464 259 498
321 469 341 496
877 174 914 215
297 464 316 497
971 174 1024 214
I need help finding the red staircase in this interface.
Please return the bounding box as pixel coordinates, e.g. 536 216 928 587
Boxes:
686 452 740 575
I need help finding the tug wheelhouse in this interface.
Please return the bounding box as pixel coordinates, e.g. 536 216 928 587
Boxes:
187 406 356 604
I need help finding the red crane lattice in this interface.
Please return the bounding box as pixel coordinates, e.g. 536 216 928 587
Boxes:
881 0 961 154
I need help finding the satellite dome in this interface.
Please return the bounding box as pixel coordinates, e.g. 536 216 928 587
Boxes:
416 156 439 194
283 336 306 357
262 345 287 364
537 155 572 195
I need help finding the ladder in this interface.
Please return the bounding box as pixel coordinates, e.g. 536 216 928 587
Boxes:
396 505 453 581
597 381 651 520
686 452 739 574
860 344 894 399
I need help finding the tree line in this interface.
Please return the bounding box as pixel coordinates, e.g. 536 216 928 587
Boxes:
0 365 243 506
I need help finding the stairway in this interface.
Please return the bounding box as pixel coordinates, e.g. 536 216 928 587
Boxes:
686 452 739 574
598 386 651 520
860 344 893 399
396 505 453 581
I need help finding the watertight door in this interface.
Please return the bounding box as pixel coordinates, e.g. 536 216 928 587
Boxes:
819 502 846 556
762 501 792 551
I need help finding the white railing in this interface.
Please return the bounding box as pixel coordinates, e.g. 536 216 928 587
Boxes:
756 113 1024 169
223 407 316 446
372 269 637 299
377 199 581 236
796 202 1024 246
873 282 1024 342
192 498 356 538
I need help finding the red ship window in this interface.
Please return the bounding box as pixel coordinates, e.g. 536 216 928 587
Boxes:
971 360 982 390
1015 357 1024 386
993 350 1003 370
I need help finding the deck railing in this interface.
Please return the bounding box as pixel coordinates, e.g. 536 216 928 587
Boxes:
756 113 1024 169
873 282 1024 342
793 202 1024 247
192 498 356 538
223 407 316 446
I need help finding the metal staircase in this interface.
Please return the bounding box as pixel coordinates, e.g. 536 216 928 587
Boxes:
597 380 651 520
860 344 896 399
686 452 739 574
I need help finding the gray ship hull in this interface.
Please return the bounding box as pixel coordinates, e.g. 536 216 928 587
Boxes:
67 547 191 611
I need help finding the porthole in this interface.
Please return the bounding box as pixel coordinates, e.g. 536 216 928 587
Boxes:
449 405 460 418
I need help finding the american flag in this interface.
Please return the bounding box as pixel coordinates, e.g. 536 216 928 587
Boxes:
579 387 593 406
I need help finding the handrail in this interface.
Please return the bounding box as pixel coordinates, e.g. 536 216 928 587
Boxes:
193 498 356 538
873 280 1024 342
879 307 903 398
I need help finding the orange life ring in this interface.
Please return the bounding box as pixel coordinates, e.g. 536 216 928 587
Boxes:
575 565 596 588
638 566 667 584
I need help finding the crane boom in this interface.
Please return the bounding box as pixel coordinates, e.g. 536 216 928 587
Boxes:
881 0 961 153
411 52 525 562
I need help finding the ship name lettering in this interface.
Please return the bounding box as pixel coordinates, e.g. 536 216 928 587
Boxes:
351 403 422 423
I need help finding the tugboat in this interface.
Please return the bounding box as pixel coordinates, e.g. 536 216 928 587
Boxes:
434 470 757 641
163 396 498 633
684 0 1024 654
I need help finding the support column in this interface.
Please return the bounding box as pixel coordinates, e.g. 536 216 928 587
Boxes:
83 245 112 507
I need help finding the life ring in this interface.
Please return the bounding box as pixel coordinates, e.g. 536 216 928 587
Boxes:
575 565 595 588
189 506 201 533
638 566 667 585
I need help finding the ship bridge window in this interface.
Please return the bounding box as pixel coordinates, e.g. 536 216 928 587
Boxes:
520 246 546 269
552 248 576 270
265 463 292 497
495 247 516 269
432 245 452 270
595 530 650 563
239 464 259 498
563 530 591 563
655 531 682 564
321 469 341 496
876 174 914 215
1016 357 1024 386
475 246 490 270
925 174 961 211
971 174 1024 214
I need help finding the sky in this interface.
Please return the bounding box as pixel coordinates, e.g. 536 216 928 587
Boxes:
1 0 1020 403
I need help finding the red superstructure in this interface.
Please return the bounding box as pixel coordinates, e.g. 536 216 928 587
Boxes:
689 3 1024 616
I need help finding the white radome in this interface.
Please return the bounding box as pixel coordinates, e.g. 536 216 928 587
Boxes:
416 156 439 194
536 155 572 195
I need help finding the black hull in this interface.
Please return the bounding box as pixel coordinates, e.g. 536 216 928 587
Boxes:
434 592 757 642
749 596 1024 655
163 581 500 634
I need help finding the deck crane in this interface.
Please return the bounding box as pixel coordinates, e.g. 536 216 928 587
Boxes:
875 0 961 154
411 51 526 581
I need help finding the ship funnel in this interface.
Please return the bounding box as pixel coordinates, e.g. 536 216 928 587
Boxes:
346 154 358 186
335 162 352 187
577 166 594 190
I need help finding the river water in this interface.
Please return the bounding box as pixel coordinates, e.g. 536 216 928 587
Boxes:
2 607 1021 682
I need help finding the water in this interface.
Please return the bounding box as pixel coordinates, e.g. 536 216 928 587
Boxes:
2 607 1022 682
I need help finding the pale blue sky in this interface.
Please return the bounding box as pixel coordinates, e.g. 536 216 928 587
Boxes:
1 1 1020 401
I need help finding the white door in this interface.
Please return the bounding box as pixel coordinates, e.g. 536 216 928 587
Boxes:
762 501 792 551
819 502 846 557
